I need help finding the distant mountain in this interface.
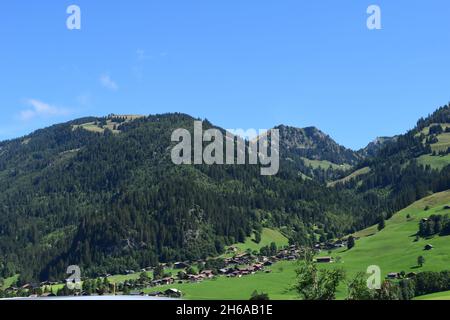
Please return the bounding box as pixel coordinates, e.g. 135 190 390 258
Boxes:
277 125 362 165
274 125 361 182
358 136 399 158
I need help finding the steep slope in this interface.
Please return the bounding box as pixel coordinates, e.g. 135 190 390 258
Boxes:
277 125 361 165
276 125 360 182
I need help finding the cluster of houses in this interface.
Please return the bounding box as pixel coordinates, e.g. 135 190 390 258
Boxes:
386 272 417 280
314 239 350 251
145 245 307 287
8 243 340 298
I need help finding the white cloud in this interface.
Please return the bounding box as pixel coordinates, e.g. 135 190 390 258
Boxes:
100 74 118 91
19 99 71 121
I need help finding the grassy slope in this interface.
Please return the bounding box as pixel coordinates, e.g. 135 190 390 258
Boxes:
417 154 450 170
231 228 289 254
432 132 450 152
321 190 450 298
72 115 144 134
414 290 450 300
328 191 450 277
328 167 370 187
417 123 450 153
1 275 18 290
301 158 352 171
143 261 298 300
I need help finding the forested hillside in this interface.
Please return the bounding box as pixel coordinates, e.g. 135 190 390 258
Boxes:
0 114 379 283
0 104 449 284
334 104 450 218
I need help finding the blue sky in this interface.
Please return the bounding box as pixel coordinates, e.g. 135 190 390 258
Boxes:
0 1 449 149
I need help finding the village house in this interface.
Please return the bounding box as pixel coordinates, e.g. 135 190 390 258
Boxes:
315 256 333 263
148 291 163 297
253 263 264 271
174 262 190 269
165 288 182 298
188 275 202 283
200 270 215 279
387 272 400 279
219 267 233 275
152 277 175 286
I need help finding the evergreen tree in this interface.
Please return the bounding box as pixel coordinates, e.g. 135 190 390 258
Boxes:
418 256 425 268
347 236 355 250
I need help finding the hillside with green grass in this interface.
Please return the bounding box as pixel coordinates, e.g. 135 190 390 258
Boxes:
328 167 371 187
301 157 352 171
417 154 450 170
414 290 450 300
138 191 450 300
1 275 18 291
143 260 299 300
226 228 289 255
322 190 450 291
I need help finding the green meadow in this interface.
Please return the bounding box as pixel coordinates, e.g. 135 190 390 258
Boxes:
326 190 450 279
317 190 450 299
143 260 299 300
431 132 450 152
301 157 352 171
231 228 289 254
417 154 450 170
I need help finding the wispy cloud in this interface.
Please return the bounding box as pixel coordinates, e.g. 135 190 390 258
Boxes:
19 99 71 121
136 49 153 61
100 74 118 91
